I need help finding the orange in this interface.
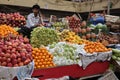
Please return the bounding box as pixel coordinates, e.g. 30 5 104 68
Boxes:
45 65 49 68
38 56 42 59
43 62 46 65
41 65 45 68
42 56 46 59
36 53 39 56
40 59 44 62
35 62 38 65
45 59 48 61
47 61 50 64
46 55 49 58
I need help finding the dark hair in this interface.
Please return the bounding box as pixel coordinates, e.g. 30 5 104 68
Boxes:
32 4 40 10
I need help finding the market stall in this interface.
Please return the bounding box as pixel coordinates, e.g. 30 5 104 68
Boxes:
0 11 119 80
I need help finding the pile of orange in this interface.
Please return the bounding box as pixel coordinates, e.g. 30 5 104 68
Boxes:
84 42 111 53
32 47 56 69
0 25 18 37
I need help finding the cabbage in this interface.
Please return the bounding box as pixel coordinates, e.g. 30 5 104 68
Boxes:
96 23 103 29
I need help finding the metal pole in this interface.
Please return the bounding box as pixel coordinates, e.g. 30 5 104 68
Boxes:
107 0 110 15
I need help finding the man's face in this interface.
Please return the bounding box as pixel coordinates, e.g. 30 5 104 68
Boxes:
32 8 39 14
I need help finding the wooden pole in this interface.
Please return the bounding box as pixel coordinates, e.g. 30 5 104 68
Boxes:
87 0 94 22
107 0 111 15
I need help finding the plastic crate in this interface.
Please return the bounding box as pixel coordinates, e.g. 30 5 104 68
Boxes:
32 61 109 80
98 70 119 80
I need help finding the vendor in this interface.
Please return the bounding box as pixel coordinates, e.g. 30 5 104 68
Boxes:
18 4 43 38
26 4 43 28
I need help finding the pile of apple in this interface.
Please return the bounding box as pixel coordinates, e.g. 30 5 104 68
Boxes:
0 34 33 67
0 12 26 27
67 16 81 33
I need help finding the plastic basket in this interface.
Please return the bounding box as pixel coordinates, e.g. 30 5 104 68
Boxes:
98 70 118 80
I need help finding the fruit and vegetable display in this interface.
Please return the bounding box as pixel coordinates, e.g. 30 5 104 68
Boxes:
112 49 120 61
90 23 108 34
67 16 81 28
0 34 33 67
84 41 111 54
0 25 18 37
47 42 84 66
52 22 66 29
97 33 119 46
32 47 55 69
31 27 60 47
106 21 120 33
78 21 96 41
58 29 83 44
67 16 81 33
0 12 26 27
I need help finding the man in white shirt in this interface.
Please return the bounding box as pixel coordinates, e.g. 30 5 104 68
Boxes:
18 4 43 38
26 4 43 28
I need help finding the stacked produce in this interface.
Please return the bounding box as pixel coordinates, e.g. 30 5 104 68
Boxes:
97 33 119 46
31 27 60 47
0 25 18 37
90 23 108 34
0 12 26 27
0 34 33 67
48 42 83 66
67 16 81 33
52 22 66 29
32 47 55 69
112 49 120 61
106 21 120 33
78 21 96 40
84 41 111 54
59 29 83 44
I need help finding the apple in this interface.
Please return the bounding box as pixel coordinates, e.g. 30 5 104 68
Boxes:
16 53 21 58
7 63 13 67
24 58 31 65
17 58 21 63
21 52 26 57
7 58 11 63
1 62 7 66
12 59 17 65
18 62 24 66
11 54 17 59
5 53 11 58
14 64 19 67
21 56 27 61
3 57 7 61
0 57 2 61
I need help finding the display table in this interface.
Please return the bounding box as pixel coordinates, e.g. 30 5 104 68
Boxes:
32 61 109 80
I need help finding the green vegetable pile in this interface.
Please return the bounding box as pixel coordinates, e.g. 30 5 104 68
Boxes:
47 42 84 66
90 23 108 34
53 22 66 28
30 27 60 47
112 49 120 61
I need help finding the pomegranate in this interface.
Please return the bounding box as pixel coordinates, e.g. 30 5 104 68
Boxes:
81 21 86 27
82 36 86 39
91 33 96 38
81 29 86 34
86 34 91 39
86 27 91 32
